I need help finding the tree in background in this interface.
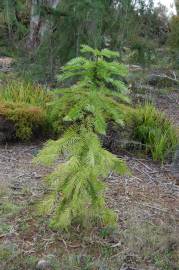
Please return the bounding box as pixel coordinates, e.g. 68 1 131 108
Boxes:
168 14 179 68
169 16 179 49
175 0 179 15
0 0 171 81
27 0 61 49
0 0 29 49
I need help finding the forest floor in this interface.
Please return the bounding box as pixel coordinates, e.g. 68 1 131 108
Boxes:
0 74 179 270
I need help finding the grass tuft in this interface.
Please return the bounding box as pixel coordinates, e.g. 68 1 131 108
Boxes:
130 104 178 161
0 80 51 140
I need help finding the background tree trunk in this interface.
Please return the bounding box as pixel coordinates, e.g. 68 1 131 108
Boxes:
27 0 60 49
27 0 41 49
175 0 179 15
39 0 61 40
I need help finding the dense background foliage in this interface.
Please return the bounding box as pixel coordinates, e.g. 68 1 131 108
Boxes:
0 0 177 81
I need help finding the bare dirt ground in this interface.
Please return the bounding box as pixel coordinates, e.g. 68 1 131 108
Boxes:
0 144 45 190
0 86 179 269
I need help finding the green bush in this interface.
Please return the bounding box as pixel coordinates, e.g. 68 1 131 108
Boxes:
0 102 48 140
131 104 178 161
0 80 51 140
34 45 130 230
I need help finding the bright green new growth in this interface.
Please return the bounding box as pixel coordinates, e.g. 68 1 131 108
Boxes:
35 45 129 230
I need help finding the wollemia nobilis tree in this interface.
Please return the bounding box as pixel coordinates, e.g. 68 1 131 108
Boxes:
34 45 129 230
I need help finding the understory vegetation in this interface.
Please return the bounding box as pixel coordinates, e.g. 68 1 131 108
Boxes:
0 80 49 107
0 80 50 140
131 104 178 161
0 75 177 159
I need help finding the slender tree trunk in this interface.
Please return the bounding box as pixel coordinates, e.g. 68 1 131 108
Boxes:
27 0 41 49
27 0 60 49
39 0 60 39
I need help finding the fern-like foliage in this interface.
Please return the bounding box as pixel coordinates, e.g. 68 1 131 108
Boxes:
35 45 129 230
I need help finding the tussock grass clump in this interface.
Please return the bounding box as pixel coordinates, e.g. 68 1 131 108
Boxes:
0 80 50 140
0 80 50 107
131 104 178 161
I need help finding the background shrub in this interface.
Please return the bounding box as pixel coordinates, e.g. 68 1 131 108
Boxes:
0 80 50 107
130 104 178 161
0 80 51 140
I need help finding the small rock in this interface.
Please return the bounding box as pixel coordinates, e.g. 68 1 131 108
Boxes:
36 259 52 270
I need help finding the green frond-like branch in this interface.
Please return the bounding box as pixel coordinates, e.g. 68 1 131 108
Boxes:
36 128 128 229
35 45 130 230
